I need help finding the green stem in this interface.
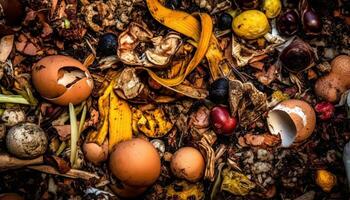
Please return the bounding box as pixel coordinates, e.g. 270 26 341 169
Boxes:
69 103 79 166
74 104 87 166
55 141 67 156
0 94 30 105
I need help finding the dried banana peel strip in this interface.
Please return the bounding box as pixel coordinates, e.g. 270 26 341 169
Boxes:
146 0 230 81
87 80 114 145
108 91 132 152
142 13 212 87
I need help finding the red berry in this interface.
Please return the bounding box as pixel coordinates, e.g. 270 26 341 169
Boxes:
315 102 335 121
210 106 237 135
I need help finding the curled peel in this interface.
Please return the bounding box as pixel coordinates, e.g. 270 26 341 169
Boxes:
144 0 230 99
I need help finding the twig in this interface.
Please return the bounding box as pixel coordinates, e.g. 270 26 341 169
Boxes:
28 165 100 180
0 154 43 172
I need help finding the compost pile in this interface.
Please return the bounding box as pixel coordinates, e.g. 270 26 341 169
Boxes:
0 0 350 199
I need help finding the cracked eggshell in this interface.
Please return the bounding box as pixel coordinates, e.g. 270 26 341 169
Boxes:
267 99 316 147
6 123 48 159
32 55 93 106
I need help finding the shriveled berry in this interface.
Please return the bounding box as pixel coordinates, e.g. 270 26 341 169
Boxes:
97 33 118 56
209 78 229 104
315 102 335 121
218 13 233 30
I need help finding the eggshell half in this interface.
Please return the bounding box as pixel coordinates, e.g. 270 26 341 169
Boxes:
267 99 316 147
109 138 161 187
32 55 93 105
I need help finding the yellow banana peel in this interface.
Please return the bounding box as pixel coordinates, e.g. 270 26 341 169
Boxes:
88 79 133 150
146 0 230 82
108 90 133 152
87 80 114 145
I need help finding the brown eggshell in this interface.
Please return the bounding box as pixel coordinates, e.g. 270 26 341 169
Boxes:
109 138 161 187
110 183 147 199
170 147 205 182
0 193 24 200
32 55 93 105
83 140 108 165
267 99 316 147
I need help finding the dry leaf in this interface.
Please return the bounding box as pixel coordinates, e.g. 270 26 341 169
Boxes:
0 35 14 62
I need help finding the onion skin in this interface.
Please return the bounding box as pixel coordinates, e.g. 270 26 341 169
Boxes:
277 10 299 36
210 106 237 135
280 39 315 72
299 0 322 35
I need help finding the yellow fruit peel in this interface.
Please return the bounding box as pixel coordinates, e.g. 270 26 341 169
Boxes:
87 79 132 150
316 169 337 192
221 168 255 196
145 0 230 94
108 91 133 152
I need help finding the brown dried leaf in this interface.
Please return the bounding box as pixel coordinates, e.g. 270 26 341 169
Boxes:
15 34 40 56
44 155 71 174
53 125 72 141
0 35 14 62
254 64 278 85
239 133 280 147
228 80 244 117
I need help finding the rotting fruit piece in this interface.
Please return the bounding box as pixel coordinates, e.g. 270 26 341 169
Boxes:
132 107 173 138
221 168 256 196
262 0 282 18
315 169 337 192
166 180 204 200
232 10 270 40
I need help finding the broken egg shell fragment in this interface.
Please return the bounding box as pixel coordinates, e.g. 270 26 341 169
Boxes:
267 99 316 147
32 55 93 105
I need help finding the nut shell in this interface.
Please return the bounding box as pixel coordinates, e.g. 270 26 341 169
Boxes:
109 138 161 187
32 55 93 105
6 123 48 159
170 147 205 182
267 99 316 147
